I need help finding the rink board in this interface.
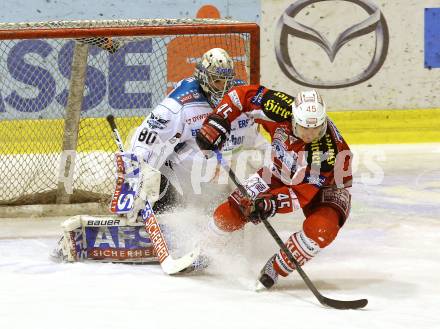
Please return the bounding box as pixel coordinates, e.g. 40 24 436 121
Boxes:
2 109 440 155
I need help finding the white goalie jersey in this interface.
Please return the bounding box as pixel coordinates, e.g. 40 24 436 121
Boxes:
128 77 266 207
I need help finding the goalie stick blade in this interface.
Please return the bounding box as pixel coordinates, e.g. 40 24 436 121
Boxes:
320 296 368 310
160 246 201 275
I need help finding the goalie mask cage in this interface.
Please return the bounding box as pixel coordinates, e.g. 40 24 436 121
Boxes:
0 18 259 208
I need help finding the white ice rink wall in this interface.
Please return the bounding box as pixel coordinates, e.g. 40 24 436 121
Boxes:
0 0 260 23
260 0 440 111
0 0 439 146
5 0 437 111
258 0 440 144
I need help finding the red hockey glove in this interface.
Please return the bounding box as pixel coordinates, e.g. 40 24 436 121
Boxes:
234 192 277 224
196 113 231 151
250 193 278 223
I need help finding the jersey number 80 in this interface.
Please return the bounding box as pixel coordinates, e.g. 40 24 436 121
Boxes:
138 128 157 145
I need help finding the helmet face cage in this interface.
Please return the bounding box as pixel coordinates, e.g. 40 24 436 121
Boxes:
292 89 327 142
195 48 235 106
293 120 327 142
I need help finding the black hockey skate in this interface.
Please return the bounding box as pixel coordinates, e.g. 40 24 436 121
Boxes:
257 255 279 289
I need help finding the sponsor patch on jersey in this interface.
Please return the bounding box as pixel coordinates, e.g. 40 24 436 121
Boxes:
169 78 207 105
175 89 204 105
306 133 337 172
186 113 210 125
261 90 294 122
303 173 326 188
237 118 250 128
223 134 245 150
228 89 243 111
244 174 270 199
274 127 288 143
251 86 265 105
147 113 170 130
272 138 298 174
272 138 286 161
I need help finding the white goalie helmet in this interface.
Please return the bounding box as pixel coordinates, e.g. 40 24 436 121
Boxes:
194 48 235 105
292 89 328 143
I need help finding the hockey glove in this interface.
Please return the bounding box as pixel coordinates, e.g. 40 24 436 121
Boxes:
196 113 231 151
249 193 278 223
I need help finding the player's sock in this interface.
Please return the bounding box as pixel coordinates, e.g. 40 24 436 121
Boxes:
273 230 321 277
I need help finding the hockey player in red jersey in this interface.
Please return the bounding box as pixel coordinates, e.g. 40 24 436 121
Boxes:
196 86 352 288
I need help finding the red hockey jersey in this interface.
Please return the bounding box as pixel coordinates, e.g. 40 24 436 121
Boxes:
214 85 352 210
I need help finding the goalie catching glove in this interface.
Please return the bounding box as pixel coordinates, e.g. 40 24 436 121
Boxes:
196 113 231 151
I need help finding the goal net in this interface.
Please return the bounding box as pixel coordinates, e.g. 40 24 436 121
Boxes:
0 18 259 206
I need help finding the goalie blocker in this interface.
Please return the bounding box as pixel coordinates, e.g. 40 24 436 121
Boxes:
52 215 162 263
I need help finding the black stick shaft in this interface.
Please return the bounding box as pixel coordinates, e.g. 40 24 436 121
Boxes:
106 115 125 152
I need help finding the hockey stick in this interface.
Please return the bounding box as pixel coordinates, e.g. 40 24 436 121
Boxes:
106 114 200 275
214 149 368 310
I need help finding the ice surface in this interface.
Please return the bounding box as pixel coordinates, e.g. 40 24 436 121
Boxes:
1 144 439 329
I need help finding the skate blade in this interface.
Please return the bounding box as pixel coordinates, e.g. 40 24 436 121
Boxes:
254 280 268 292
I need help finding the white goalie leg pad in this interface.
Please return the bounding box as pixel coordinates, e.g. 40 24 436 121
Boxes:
139 161 161 204
51 215 83 262
127 161 161 223
53 215 159 263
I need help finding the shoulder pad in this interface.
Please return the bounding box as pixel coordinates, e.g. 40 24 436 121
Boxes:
305 132 338 172
261 89 294 122
327 119 345 144
168 78 207 105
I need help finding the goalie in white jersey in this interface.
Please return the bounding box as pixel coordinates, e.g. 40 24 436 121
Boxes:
53 48 266 265
113 47 266 221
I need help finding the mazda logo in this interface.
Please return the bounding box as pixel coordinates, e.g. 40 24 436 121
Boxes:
275 0 389 88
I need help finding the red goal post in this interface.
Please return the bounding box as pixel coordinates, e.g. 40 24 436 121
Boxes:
0 19 259 208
